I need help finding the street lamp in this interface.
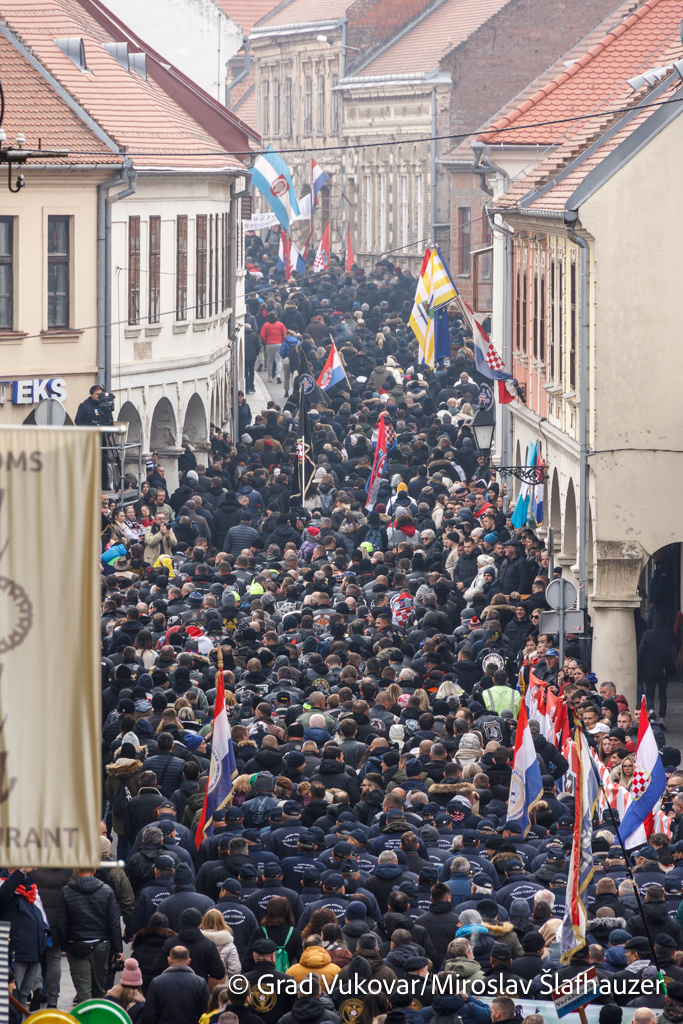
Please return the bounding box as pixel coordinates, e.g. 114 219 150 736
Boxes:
472 405 496 454
316 34 361 50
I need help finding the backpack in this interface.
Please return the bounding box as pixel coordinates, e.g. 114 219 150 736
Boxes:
111 779 134 819
363 526 383 552
248 794 277 828
263 926 293 972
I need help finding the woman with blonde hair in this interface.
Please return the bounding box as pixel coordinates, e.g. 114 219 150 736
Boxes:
435 679 462 701
416 689 431 711
201 909 241 977
134 630 157 670
610 753 635 789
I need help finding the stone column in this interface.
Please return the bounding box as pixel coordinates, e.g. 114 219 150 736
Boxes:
590 541 647 711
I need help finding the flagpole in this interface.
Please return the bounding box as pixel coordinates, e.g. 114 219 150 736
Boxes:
571 706 663 978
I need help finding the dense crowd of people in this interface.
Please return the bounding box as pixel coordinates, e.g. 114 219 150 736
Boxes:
3 256 680 1024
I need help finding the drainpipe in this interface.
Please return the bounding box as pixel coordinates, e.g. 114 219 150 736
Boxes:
105 165 137 393
226 41 250 109
565 211 589 611
431 88 437 244
97 160 131 389
230 180 240 439
486 209 515 492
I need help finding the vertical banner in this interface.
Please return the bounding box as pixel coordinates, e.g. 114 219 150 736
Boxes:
0 427 101 867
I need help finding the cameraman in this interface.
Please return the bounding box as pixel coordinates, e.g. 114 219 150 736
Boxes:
75 385 114 427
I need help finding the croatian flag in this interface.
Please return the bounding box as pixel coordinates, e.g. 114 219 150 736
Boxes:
252 147 300 233
311 159 329 210
507 698 543 837
365 414 388 511
621 699 667 849
194 669 236 848
317 341 346 391
313 222 330 273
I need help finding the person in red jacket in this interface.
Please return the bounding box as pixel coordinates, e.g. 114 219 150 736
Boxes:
260 312 287 383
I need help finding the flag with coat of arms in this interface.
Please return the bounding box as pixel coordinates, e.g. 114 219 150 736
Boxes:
317 341 347 391
194 667 237 847
251 148 300 233
620 698 667 849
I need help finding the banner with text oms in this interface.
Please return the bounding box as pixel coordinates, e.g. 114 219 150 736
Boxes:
0 427 101 867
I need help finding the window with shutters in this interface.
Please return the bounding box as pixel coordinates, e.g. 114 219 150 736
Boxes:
515 269 521 351
457 208 471 275
273 79 280 134
570 256 577 389
522 270 528 354
176 215 188 320
331 75 338 132
47 216 70 329
0 217 13 330
127 216 140 325
317 75 325 133
284 77 292 136
540 270 546 364
549 259 555 380
416 176 423 247
196 215 207 318
400 175 408 250
148 216 160 324
533 273 538 359
304 77 312 134
365 175 372 250
379 175 386 252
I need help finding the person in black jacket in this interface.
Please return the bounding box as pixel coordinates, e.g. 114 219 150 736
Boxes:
638 614 678 722
414 882 461 971
310 748 361 803
123 773 164 845
143 944 209 1024
142 735 185 799
56 869 124 1004
528 720 569 780
152 908 225 984
497 542 529 596
451 539 481 594
131 913 177 995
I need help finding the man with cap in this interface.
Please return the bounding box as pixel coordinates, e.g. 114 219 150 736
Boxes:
244 937 296 1024
483 943 519 995
204 837 261 903
629 883 683 944
214 879 259 960
246 864 302 924
347 830 379 874
658 981 683 1023
608 937 655 1005
156 863 214 932
264 801 310 860
131 855 176 933
631 846 670 894
494 858 544 912
280 832 320 892
511 930 547 981
297 874 354 930
498 542 530 597
413 881 460 972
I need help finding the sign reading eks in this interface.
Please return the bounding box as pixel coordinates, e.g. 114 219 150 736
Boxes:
0 378 67 405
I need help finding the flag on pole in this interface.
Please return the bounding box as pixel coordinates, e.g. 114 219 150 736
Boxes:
621 699 667 849
560 727 599 963
313 222 330 273
194 666 236 848
431 246 458 308
345 223 355 272
371 417 396 450
507 698 543 837
302 225 314 259
317 341 347 391
311 159 329 211
409 249 435 368
251 147 300 233
278 233 291 279
365 414 388 511
289 238 306 276
511 441 538 529
532 452 545 525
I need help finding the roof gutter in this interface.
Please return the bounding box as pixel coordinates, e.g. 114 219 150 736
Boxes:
250 18 341 39
336 71 449 89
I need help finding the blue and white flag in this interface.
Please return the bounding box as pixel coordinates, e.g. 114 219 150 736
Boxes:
195 671 236 847
507 699 543 837
252 147 300 233
621 698 667 849
311 158 329 210
511 441 538 529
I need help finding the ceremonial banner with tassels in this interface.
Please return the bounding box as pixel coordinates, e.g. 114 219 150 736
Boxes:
560 727 599 963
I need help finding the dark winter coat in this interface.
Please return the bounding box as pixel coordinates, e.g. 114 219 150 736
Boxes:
153 926 226 982
415 902 462 970
56 875 123 954
143 964 209 1024
138 754 185 799
132 925 177 993
156 885 214 933
0 870 49 962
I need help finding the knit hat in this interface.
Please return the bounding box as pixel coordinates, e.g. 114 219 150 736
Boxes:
121 958 143 986
254 772 274 792
405 758 423 778
522 931 546 953
510 898 531 916
184 733 205 750
346 901 367 920
99 835 111 856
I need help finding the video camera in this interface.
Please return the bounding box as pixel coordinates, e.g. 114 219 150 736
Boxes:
99 391 116 426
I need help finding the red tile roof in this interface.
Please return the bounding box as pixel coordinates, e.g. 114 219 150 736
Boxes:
254 0 353 30
220 0 280 34
441 0 635 162
0 29 118 163
0 0 257 168
479 0 683 145
357 0 512 77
